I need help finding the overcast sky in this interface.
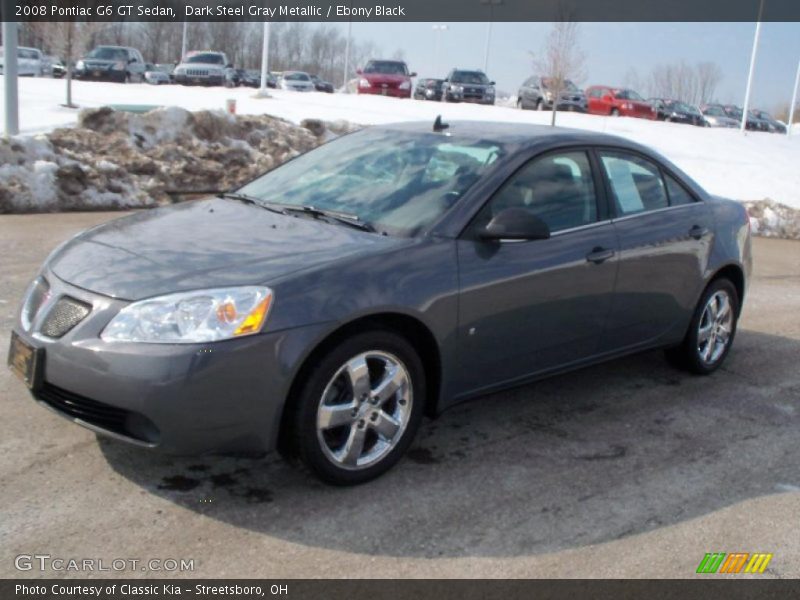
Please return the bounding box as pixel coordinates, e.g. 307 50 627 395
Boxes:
340 21 800 110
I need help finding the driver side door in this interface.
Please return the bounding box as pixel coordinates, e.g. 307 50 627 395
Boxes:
454 149 619 396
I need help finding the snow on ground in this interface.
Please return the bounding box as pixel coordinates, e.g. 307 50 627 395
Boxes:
2 75 800 235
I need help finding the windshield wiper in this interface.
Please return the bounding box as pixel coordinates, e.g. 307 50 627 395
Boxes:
218 193 288 215
282 205 376 233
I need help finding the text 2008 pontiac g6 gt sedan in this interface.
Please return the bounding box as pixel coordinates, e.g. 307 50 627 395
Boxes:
8 121 751 485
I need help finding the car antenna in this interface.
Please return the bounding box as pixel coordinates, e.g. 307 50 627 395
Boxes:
433 115 449 132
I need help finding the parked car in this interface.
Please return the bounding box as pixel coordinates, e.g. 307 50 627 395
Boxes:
586 86 656 119
9 120 751 485
144 64 171 85
441 69 496 105
716 105 763 131
310 75 334 93
174 51 235 87
0 46 46 77
47 57 66 79
649 99 705 126
235 69 259 88
357 59 415 98
699 105 739 128
279 71 315 92
75 46 146 83
517 76 586 112
750 109 786 134
413 78 444 101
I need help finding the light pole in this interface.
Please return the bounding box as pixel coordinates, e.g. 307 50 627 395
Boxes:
2 11 19 136
481 0 502 74
432 25 448 76
343 20 352 92
258 21 271 98
741 0 764 133
181 21 188 60
788 55 800 137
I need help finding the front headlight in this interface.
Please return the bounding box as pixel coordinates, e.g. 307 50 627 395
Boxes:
399 80 411 90
359 78 370 87
76 60 85 70
112 61 126 71
101 286 273 344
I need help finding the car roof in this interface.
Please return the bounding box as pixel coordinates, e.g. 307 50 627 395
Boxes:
372 120 649 150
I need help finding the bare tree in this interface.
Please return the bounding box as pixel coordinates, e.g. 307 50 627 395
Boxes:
35 22 101 107
695 61 723 105
534 19 586 126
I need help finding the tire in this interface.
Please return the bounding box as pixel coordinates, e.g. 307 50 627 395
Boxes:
517 98 524 110
536 99 544 111
288 330 426 485
665 278 739 375
611 108 620 117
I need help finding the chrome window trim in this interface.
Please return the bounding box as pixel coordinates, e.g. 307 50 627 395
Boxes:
610 202 697 224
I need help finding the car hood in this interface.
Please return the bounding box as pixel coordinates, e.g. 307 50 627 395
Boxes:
178 62 225 70
49 198 404 301
363 73 410 84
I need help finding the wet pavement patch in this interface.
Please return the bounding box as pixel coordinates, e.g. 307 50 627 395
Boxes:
158 475 201 491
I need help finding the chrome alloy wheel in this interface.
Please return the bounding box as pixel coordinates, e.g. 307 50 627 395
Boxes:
697 290 734 365
316 351 413 470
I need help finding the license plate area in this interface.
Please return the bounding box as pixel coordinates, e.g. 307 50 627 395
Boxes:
7 331 43 390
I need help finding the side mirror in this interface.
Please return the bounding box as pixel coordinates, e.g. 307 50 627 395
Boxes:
479 208 550 241
227 63 234 69
356 68 363 74
603 95 613 102
410 72 417 77
489 81 496 86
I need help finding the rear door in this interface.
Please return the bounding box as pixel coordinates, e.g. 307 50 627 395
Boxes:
596 149 714 352
455 149 619 394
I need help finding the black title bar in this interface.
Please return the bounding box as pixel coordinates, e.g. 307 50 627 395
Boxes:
2 0 800 22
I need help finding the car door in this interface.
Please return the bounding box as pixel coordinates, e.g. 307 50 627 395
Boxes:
455 149 619 394
587 87 605 114
596 149 714 352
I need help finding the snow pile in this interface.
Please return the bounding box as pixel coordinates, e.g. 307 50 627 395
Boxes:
744 199 800 239
0 107 354 213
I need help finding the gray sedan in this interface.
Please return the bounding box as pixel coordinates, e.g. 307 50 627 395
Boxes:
8 121 752 485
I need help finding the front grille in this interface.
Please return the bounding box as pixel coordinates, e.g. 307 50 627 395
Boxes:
36 383 159 443
186 68 210 77
39 296 90 338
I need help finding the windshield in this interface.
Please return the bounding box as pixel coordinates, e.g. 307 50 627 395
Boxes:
451 71 489 85
87 47 128 61
19 49 40 60
615 89 644 101
364 61 408 75
285 72 310 81
726 107 743 119
186 53 225 65
238 129 503 237
542 78 578 91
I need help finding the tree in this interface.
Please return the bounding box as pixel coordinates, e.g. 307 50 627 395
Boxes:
35 22 101 108
534 19 586 126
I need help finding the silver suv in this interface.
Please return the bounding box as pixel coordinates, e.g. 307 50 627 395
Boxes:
518 76 587 112
174 51 235 87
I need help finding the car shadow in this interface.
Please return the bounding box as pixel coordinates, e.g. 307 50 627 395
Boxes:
99 328 800 558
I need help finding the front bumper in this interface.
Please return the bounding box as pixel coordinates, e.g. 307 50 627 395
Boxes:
10 271 331 455
175 74 225 86
76 69 126 82
358 86 411 98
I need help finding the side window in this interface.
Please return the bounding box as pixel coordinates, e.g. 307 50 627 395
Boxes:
664 173 696 206
600 152 668 216
476 151 598 233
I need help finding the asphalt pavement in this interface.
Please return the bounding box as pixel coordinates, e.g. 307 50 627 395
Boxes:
1 212 798 578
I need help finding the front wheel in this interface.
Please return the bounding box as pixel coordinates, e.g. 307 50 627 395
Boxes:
289 330 425 485
666 278 739 374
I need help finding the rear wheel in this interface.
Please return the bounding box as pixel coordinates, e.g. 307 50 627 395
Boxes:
289 330 425 485
666 278 739 374
611 108 620 117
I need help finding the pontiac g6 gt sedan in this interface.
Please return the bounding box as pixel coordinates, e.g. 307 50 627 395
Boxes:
8 121 751 485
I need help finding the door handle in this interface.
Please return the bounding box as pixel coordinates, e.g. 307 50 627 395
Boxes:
689 225 709 240
586 247 615 264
